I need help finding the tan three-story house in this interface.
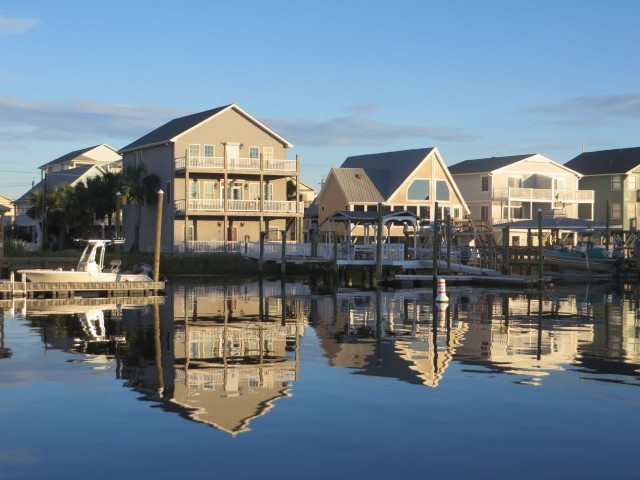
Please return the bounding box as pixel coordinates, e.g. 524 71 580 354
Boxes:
119 104 302 253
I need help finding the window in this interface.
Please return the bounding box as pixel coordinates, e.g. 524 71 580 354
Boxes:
452 206 461 219
481 205 489 220
203 181 216 199
407 179 429 200
436 180 450 201
249 147 260 159
263 147 274 160
628 175 637 190
507 177 522 188
189 144 200 160
628 203 637 219
263 182 273 201
611 202 621 219
353 204 365 211
406 206 418 215
481 176 489 192
249 183 260 201
421 206 431 219
189 180 199 199
502 205 523 219
183 225 194 242
204 144 215 158
552 178 564 190
611 175 622 191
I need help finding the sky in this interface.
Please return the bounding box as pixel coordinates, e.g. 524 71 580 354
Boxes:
1 0 640 200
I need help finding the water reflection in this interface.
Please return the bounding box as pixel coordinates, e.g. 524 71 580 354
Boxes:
5 281 640 436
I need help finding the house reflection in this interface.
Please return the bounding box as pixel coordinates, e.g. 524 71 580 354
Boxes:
311 290 468 387
311 286 640 387
121 281 308 436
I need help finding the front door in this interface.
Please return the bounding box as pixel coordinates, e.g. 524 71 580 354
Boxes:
226 143 240 169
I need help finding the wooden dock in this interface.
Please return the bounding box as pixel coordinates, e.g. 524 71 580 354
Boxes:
1 294 165 314
388 273 551 288
0 279 166 300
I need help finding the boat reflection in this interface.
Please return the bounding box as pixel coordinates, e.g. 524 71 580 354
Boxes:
9 281 640 435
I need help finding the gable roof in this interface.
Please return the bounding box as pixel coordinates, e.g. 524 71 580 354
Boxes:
119 103 293 152
329 167 385 203
564 147 640 175
448 154 534 174
39 145 98 169
39 144 120 170
14 165 102 204
341 148 434 199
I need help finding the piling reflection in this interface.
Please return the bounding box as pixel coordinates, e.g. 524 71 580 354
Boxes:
7 281 640 436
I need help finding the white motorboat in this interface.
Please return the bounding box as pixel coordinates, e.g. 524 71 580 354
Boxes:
18 239 155 283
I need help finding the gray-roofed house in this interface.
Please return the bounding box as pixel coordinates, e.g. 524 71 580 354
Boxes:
315 147 469 241
564 147 640 230
449 153 594 244
12 145 121 250
118 103 302 253
39 144 122 175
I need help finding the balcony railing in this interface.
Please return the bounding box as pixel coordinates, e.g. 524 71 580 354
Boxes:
175 199 224 213
264 158 297 171
264 201 301 213
175 156 296 172
175 199 303 214
492 187 594 203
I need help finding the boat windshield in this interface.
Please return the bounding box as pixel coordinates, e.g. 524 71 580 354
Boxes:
77 242 106 271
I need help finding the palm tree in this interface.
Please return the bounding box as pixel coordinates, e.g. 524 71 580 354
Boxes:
121 162 160 252
86 171 123 233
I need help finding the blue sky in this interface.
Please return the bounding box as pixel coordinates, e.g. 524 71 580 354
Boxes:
1 0 639 199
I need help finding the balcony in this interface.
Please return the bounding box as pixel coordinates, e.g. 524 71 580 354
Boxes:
492 187 594 203
175 156 297 173
175 199 303 215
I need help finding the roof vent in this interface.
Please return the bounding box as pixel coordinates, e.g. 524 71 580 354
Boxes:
355 173 362 179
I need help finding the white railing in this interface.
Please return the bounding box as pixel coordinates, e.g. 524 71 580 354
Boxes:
178 240 242 253
263 201 302 213
228 157 260 170
175 199 224 213
244 242 405 263
264 158 297 172
175 156 225 170
227 199 260 212
493 187 595 203
175 199 303 214
175 156 296 172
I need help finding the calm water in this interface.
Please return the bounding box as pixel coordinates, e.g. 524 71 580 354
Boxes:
0 279 639 479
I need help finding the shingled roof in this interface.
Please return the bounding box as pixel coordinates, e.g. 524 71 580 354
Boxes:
14 165 99 204
564 147 640 175
119 103 293 152
39 145 100 169
448 154 534 174
330 168 385 203
341 148 434 198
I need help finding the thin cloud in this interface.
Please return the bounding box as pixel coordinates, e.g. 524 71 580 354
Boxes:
531 93 640 117
0 96 184 146
0 13 40 34
346 103 381 114
267 114 478 146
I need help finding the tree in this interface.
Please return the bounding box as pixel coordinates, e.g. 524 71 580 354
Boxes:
121 162 160 252
86 171 123 231
27 184 77 249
